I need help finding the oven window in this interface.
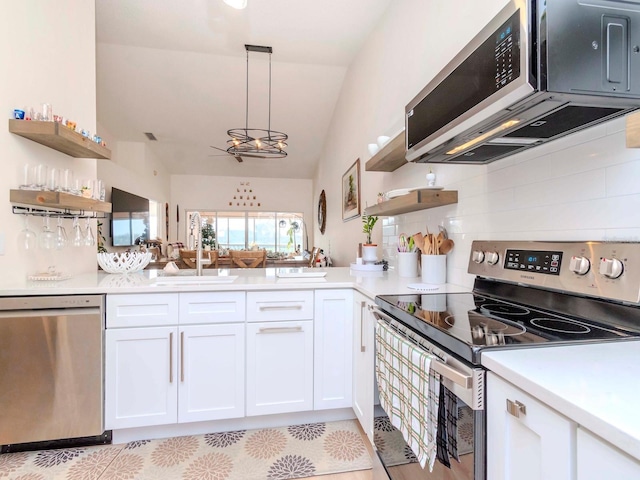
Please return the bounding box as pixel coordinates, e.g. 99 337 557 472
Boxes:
373 398 476 479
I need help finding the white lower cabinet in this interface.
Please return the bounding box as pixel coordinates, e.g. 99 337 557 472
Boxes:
178 324 245 423
105 326 178 429
577 427 640 479
487 372 576 480
246 320 314 416
105 293 245 430
352 291 375 443
314 289 353 410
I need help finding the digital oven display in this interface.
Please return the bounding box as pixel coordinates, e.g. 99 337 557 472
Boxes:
504 249 563 275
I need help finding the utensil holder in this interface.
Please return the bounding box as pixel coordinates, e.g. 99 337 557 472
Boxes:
397 252 419 277
421 254 446 284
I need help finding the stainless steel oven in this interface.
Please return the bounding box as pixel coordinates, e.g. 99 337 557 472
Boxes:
372 241 640 480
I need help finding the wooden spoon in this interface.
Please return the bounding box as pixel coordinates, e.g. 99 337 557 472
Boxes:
440 238 454 254
412 232 424 253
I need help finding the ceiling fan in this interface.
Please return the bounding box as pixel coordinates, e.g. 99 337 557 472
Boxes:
209 145 245 163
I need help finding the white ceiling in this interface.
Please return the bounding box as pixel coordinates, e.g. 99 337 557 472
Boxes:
96 0 392 179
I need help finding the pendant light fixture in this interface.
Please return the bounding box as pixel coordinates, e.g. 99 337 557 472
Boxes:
226 44 288 159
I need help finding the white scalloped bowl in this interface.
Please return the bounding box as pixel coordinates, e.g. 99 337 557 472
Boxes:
97 252 152 274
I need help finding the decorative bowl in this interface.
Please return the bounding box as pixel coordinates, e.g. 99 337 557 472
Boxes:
97 252 152 274
368 143 380 156
377 135 390 148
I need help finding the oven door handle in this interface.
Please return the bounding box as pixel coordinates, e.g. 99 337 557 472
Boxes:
370 306 473 389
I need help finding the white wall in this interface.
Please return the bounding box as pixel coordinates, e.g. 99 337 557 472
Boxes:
314 0 640 288
0 1 98 281
171 175 314 247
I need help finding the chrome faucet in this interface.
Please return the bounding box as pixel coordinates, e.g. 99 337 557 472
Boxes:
190 211 203 276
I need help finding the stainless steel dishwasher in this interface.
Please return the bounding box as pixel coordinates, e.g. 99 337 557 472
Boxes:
0 295 107 450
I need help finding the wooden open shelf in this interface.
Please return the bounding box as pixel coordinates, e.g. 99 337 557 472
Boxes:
9 120 111 159
365 130 406 172
626 110 640 148
10 189 112 214
364 189 458 216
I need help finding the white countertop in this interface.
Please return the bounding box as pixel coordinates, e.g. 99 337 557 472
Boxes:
482 341 640 462
0 267 470 299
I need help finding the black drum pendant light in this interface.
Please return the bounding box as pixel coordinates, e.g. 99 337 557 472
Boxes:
227 44 288 159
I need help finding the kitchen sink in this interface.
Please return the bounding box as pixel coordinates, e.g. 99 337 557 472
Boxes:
154 271 238 285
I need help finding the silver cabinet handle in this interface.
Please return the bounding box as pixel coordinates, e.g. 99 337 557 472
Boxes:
506 399 526 418
169 332 174 383
258 304 303 311
180 331 185 382
360 301 366 352
258 326 303 334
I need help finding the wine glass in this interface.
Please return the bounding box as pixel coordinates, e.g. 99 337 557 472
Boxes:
71 217 84 247
17 216 37 250
55 217 68 250
38 216 56 250
84 218 95 247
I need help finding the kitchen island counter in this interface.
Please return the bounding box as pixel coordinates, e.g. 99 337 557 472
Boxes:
483 341 640 464
0 267 469 299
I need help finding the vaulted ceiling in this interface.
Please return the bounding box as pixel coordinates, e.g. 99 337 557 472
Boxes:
96 0 392 179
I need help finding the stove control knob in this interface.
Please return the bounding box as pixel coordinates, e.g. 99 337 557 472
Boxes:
486 251 500 265
569 256 590 275
472 250 485 264
599 257 624 279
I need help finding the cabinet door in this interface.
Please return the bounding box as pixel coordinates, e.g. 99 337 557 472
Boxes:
246 321 314 416
105 326 178 429
577 427 640 479
487 372 575 480
178 324 245 423
352 292 375 443
314 289 353 410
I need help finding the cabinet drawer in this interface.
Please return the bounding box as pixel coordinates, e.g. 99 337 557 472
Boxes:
107 294 179 328
247 290 313 322
179 292 246 324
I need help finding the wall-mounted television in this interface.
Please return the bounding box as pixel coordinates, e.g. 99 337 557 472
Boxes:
111 188 150 247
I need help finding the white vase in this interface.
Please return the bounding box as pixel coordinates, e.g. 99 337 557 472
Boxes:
362 244 378 264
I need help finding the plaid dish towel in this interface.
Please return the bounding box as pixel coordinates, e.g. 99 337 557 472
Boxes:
375 319 440 471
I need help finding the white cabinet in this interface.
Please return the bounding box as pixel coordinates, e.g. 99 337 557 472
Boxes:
314 289 353 410
105 326 178 429
246 291 314 416
246 320 314 416
487 372 576 480
577 427 640 479
352 291 375 443
105 293 245 429
178 323 245 423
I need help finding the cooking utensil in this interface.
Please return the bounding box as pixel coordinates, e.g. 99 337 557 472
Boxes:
440 238 455 254
176 204 179 240
412 232 424 254
398 233 408 252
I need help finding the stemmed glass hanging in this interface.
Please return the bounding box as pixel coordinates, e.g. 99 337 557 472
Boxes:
17 215 37 250
38 216 56 250
71 216 84 247
55 217 68 250
84 218 95 247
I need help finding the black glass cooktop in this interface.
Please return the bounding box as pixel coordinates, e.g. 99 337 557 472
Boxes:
376 291 640 364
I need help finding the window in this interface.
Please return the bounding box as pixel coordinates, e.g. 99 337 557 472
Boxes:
186 211 306 253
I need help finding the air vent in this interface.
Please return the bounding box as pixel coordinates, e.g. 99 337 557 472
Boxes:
144 132 157 141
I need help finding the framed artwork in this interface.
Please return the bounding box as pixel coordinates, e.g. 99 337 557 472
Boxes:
342 158 361 221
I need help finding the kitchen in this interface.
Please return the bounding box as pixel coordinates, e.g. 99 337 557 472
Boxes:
2 0 640 479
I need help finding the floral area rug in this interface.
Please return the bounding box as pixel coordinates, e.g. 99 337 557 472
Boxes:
0 420 372 480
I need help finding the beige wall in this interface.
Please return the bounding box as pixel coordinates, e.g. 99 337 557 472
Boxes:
0 0 99 281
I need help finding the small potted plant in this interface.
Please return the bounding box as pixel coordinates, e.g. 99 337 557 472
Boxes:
361 214 379 263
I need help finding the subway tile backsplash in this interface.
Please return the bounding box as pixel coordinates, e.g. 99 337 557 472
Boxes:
382 117 640 288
